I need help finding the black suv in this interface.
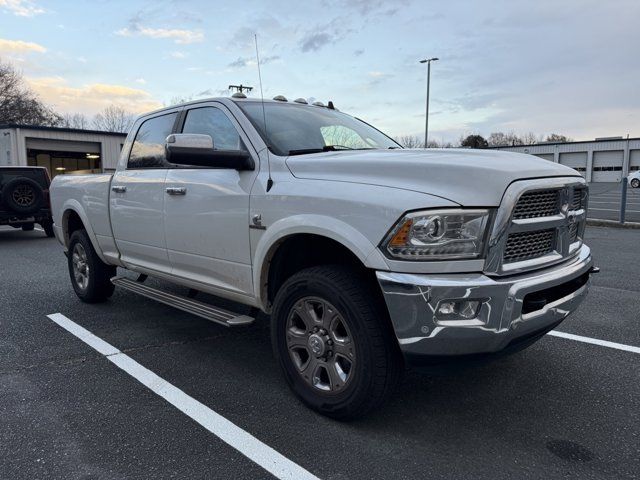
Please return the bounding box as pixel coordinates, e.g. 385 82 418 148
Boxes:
0 167 54 237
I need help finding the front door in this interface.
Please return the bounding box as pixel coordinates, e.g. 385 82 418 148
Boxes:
164 104 257 297
110 111 179 273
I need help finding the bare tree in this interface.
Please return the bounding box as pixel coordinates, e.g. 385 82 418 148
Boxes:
92 105 135 133
0 59 61 126
61 113 90 129
395 135 424 148
521 132 541 145
545 133 572 143
487 131 525 147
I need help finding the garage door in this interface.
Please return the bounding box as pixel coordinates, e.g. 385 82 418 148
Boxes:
534 153 554 162
630 150 640 172
559 152 587 177
592 150 623 182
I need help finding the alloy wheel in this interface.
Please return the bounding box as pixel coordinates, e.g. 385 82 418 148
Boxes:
285 296 356 394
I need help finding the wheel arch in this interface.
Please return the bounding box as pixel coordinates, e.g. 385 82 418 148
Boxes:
60 202 108 263
253 215 390 312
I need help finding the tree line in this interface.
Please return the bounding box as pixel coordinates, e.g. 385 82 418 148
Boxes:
395 131 572 149
0 59 135 133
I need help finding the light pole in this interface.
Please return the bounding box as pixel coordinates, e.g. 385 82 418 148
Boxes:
419 57 438 148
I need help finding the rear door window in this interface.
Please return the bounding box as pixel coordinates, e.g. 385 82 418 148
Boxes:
128 112 179 169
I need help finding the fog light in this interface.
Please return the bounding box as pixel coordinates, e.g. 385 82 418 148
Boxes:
436 300 481 320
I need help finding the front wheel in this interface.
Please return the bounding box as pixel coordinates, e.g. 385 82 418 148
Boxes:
68 230 116 303
631 178 640 188
271 265 403 420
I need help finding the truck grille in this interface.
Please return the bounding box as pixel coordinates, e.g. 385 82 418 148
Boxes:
504 229 555 263
512 189 560 219
572 187 585 210
486 179 588 274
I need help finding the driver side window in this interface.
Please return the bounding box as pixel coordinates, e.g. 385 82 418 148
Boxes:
182 107 245 151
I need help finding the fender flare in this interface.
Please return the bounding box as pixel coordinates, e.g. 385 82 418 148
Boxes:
252 214 390 309
60 200 109 264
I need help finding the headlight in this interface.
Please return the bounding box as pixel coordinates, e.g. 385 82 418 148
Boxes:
382 209 491 260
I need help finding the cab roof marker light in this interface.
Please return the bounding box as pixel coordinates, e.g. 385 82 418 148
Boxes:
294 98 308 104
273 95 288 102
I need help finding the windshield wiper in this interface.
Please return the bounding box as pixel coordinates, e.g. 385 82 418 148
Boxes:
287 145 372 156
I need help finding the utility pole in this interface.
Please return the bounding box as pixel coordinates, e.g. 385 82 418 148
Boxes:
229 84 253 94
419 57 438 148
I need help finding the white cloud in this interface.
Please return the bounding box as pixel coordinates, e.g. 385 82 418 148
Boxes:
0 38 46 54
116 26 204 44
0 0 44 16
170 51 187 59
134 78 146 84
26 77 162 115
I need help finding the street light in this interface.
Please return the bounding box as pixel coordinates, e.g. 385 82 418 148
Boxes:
419 57 438 148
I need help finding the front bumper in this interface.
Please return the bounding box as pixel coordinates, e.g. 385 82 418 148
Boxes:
377 245 594 360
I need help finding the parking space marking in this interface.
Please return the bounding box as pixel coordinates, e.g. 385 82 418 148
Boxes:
548 330 640 354
46 313 320 480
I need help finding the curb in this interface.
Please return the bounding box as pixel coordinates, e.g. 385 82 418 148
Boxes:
586 218 640 229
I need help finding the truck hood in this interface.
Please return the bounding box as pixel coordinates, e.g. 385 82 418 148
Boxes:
286 148 580 206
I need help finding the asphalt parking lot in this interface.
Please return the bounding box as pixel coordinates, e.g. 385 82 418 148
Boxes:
588 182 640 223
1 225 638 479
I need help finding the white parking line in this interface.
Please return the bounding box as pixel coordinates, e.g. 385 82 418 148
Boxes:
548 330 640 354
46 313 320 480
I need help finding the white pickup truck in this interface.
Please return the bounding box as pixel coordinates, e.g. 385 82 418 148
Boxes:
50 96 597 419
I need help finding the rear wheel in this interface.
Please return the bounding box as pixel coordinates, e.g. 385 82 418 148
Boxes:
21 223 35 231
68 230 116 303
631 178 640 188
271 265 403 420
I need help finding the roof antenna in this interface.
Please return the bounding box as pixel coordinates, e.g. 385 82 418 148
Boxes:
254 34 273 192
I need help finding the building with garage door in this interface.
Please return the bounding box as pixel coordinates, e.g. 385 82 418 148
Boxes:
493 136 640 183
0 124 127 179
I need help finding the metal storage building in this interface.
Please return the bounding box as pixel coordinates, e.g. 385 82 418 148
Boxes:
493 137 640 182
0 124 126 178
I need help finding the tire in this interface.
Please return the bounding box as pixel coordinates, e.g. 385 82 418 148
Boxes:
1 177 44 214
68 230 116 303
271 265 403 420
41 219 55 238
631 178 640 188
21 223 35 231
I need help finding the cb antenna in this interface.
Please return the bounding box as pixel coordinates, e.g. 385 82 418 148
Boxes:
254 34 273 192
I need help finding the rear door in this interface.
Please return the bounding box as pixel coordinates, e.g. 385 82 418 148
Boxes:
164 103 258 297
110 111 180 273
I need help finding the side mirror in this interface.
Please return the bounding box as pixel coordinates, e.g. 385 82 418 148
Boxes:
165 134 254 170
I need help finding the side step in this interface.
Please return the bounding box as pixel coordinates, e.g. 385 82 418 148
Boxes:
111 277 255 327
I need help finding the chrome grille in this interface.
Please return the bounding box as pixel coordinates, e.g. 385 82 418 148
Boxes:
569 222 579 243
512 189 560 219
504 229 555 263
485 178 589 275
572 187 585 210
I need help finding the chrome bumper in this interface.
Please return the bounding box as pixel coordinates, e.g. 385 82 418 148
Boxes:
377 245 593 359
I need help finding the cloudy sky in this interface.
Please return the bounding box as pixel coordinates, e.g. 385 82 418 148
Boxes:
1 0 639 142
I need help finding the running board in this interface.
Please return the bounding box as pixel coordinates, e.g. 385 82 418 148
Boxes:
111 277 255 327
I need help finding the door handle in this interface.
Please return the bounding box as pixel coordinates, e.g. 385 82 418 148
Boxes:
111 185 127 193
166 187 187 196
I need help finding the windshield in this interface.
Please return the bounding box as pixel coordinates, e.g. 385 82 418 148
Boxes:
236 101 400 156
